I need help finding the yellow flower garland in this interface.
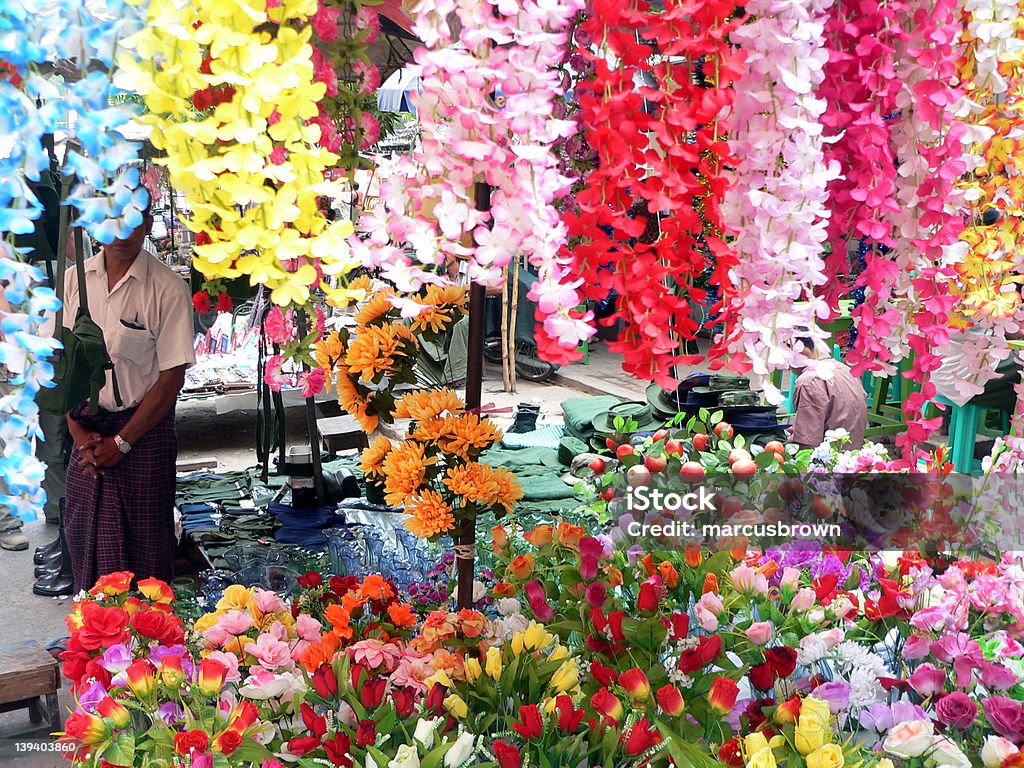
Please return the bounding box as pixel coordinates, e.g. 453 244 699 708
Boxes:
119 0 358 310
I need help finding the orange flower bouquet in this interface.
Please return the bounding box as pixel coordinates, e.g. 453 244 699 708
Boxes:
360 388 523 540
316 279 469 432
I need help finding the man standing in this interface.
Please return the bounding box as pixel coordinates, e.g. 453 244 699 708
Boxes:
789 333 868 450
61 206 195 591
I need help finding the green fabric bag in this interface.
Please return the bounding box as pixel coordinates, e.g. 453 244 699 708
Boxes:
37 206 121 414
561 396 621 439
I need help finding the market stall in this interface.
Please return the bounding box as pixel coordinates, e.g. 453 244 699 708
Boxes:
4 0 1024 766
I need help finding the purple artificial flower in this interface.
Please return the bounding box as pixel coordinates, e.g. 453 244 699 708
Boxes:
860 701 928 732
77 681 108 714
627 545 644 567
815 681 852 714
156 702 184 725
98 643 133 674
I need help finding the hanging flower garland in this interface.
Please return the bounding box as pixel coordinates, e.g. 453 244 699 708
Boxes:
349 0 592 366
0 249 61 522
818 0 905 378
0 0 149 522
0 0 149 241
119 0 360 383
888 0 969 456
724 0 838 403
945 0 1024 432
562 0 746 386
309 0 384 165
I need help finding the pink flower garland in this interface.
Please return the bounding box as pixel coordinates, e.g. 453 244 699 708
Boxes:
351 0 593 363
725 0 838 403
819 0 905 379
889 0 968 457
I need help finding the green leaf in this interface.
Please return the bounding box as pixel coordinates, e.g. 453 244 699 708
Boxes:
231 742 275 764
656 720 730 768
102 733 136 767
632 617 669 651
734 434 745 449
710 410 724 425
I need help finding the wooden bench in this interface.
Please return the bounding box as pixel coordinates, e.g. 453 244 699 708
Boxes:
317 414 370 454
0 643 61 732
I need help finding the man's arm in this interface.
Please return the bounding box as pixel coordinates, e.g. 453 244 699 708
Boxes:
88 365 186 469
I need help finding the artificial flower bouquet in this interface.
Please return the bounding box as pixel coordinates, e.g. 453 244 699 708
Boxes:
57 573 273 766
316 277 469 432
358 388 523 540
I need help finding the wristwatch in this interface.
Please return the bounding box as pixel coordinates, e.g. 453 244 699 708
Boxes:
113 434 132 455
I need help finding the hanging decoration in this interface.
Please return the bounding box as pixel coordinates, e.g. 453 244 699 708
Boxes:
725 0 838 403
349 0 592 366
118 0 361 386
818 0 904 378
562 0 746 386
888 0 969 456
0 0 149 522
945 0 1024 433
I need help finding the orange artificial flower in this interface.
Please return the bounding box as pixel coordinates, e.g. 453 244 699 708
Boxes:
703 573 719 595
382 442 437 507
301 632 342 673
359 575 395 602
341 592 368 615
641 554 656 576
334 274 373 307
491 467 524 511
410 416 452 444
524 525 553 548
509 553 535 580
394 388 463 421
409 304 453 335
440 414 503 460
604 565 623 587
423 284 468 314
324 604 353 641
431 647 466 680
757 560 780 580
556 522 585 549
684 543 703 568
456 609 486 638
90 571 134 597
443 463 501 506
419 611 458 648
122 596 144 616
354 291 394 326
659 561 680 589
730 537 749 561
345 323 416 383
387 603 417 628
405 490 457 539
360 436 393 478
491 524 509 555
137 577 175 604
493 581 516 596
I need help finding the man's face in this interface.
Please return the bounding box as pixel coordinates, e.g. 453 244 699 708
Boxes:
104 215 152 262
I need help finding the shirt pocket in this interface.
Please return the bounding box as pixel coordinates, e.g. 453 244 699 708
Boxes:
111 325 156 366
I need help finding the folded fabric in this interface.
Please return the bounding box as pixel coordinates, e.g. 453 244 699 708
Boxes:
501 423 565 450
558 436 589 466
274 527 328 550
269 501 343 530
482 447 564 473
517 474 575 501
561 396 621 439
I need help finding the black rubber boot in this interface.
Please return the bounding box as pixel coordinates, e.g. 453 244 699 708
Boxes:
508 403 540 433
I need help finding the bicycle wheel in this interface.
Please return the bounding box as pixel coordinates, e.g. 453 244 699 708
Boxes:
514 343 555 382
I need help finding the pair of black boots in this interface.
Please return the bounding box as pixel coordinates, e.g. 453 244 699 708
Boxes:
34 499 73 597
507 402 541 433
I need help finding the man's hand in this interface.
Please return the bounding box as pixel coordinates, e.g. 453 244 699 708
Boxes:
89 436 126 470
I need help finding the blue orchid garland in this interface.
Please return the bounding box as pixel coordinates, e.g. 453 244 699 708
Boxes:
0 0 150 521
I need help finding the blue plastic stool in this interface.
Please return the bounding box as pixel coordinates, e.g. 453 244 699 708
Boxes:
933 395 1010 475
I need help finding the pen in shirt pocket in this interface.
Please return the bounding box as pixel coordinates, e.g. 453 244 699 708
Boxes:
121 314 145 330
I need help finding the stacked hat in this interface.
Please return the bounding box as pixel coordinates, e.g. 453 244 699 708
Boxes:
589 401 664 451
646 373 789 436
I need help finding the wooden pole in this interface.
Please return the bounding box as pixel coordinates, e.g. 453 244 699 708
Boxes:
456 181 490 610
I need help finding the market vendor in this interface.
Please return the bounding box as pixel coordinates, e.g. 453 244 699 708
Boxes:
62 202 195 591
789 331 868 450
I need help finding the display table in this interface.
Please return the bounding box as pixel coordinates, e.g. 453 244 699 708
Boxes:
0 642 61 733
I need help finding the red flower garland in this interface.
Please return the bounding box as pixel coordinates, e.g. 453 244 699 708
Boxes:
563 0 746 386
